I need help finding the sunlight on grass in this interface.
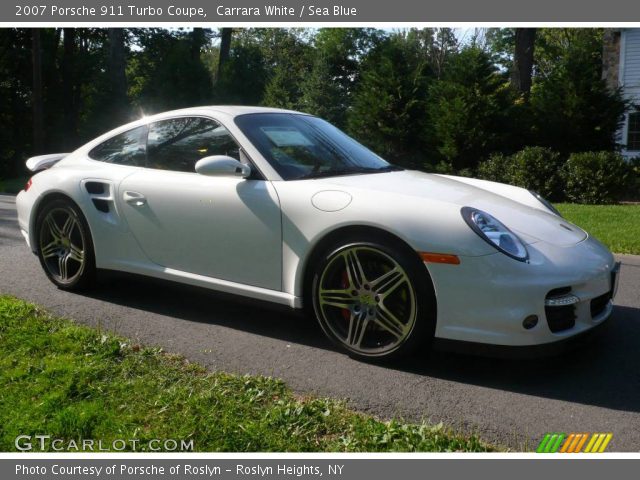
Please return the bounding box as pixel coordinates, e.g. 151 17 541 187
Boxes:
0 295 492 452
556 204 640 255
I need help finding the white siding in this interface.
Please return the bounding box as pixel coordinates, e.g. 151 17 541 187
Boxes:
623 29 640 87
620 30 640 157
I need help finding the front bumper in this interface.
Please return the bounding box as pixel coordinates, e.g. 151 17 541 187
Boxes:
428 236 618 347
433 310 612 358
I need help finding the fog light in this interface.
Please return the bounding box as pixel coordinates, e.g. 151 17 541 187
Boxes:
523 315 538 330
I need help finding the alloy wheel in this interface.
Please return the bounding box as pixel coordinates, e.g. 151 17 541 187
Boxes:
315 245 418 356
39 207 86 284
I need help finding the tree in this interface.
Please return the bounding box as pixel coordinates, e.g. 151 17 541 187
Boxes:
61 28 78 148
426 46 513 171
31 29 44 154
107 29 128 126
217 27 232 81
347 33 432 168
302 28 383 127
511 28 536 98
299 54 343 121
0 29 33 177
128 28 212 113
529 29 627 154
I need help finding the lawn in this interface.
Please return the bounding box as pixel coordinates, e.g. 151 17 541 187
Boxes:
556 203 640 255
0 295 491 452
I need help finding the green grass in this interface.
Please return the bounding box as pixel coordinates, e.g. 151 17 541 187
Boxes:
0 176 28 194
556 203 640 255
0 295 491 452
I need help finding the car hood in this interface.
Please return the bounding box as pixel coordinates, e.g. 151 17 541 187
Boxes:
314 170 586 247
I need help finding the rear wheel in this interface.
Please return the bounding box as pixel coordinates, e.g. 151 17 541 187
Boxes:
36 199 95 290
311 238 436 361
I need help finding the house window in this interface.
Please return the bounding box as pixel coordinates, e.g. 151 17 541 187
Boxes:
628 112 640 151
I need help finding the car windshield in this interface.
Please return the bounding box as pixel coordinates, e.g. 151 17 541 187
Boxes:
234 113 402 180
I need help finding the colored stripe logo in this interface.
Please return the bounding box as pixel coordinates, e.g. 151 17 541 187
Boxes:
536 433 612 453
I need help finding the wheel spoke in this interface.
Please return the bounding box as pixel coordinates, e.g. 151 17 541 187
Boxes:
374 304 407 339
372 268 407 299
346 311 369 348
61 215 75 237
41 241 59 259
68 243 84 263
45 215 63 241
319 288 357 310
58 254 70 280
343 249 367 289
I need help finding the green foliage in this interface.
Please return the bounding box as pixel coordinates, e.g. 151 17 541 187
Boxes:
299 54 344 123
128 28 213 114
347 33 432 168
0 27 632 191
302 28 383 128
426 46 513 171
564 151 633 204
477 153 515 184
477 147 565 200
509 147 565 200
529 30 627 155
0 296 491 452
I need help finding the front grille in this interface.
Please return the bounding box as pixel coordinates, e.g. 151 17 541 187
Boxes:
590 292 612 318
545 287 576 333
545 305 576 332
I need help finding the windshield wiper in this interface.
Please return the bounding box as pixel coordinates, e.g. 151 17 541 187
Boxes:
297 165 403 180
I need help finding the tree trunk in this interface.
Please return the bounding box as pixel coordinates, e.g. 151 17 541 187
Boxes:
31 28 44 154
62 28 77 149
217 28 232 80
511 28 536 98
191 27 206 60
107 28 128 124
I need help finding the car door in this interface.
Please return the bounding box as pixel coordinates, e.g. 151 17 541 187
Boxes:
118 116 282 291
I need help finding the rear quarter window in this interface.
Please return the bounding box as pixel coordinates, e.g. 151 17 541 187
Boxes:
88 126 148 166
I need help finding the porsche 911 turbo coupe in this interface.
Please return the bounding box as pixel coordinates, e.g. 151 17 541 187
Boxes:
16 106 620 360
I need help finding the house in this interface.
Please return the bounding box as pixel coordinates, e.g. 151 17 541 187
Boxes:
603 29 640 159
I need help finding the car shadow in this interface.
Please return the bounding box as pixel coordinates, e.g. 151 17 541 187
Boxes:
87 270 334 351
394 304 640 413
83 271 640 414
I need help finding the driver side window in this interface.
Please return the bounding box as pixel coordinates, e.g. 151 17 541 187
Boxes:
146 117 240 172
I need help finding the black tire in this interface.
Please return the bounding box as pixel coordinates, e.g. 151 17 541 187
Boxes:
310 234 436 361
35 198 96 291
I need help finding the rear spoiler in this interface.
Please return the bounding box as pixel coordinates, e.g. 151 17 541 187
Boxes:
26 153 69 172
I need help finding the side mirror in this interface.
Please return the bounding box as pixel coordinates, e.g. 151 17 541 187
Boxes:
195 155 251 178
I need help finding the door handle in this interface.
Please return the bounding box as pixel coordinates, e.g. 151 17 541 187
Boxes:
123 191 147 207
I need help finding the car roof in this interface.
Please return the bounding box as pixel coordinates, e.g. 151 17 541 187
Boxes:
144 105 306 120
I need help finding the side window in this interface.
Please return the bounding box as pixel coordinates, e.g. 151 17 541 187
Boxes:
146 117 240 172
628 112 640 151
88 126 147 166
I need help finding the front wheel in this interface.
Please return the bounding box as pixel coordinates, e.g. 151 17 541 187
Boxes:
36 199 96 290
311 239 436 361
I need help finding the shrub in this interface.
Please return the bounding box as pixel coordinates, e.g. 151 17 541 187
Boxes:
626 157 640 201
477 153 515 184
564 151 633 204
477 147 565 200
509 147 566 200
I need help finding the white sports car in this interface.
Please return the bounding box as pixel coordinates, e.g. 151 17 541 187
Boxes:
16 106 620 360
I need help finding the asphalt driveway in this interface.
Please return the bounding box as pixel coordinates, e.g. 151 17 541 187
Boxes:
1 194 639 451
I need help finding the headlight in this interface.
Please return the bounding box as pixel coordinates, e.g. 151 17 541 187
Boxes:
461 207 529 262
529 190 562 217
